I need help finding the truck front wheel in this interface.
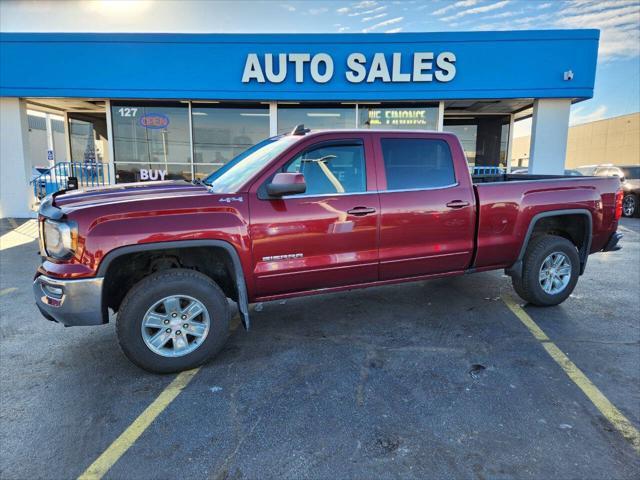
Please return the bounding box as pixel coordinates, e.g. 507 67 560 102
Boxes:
511 235 580 306
116 269 230 373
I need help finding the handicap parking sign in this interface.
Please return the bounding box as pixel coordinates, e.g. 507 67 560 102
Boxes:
47 150 54 161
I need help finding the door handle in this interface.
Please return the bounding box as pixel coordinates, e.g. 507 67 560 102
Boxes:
446 200 470 209
347 206 377 216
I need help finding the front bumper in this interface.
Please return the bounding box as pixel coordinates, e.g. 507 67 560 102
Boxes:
33 274 105 326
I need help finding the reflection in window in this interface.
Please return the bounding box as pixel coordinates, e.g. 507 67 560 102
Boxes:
278 104 355 134
444 115 510 168
359 104 438 130
192 104 270 179
444 125 478 165
284 144 366 195
381 139 455 190
111 102 191 183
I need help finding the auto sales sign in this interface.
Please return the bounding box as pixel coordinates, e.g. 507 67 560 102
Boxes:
241 51 456 84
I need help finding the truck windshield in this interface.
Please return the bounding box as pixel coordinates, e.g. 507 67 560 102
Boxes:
202 136 298 193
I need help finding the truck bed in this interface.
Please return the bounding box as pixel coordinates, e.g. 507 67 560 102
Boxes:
471 174 621 271
472 173 585 183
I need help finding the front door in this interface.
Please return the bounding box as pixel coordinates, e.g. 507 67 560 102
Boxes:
249 136 379 298
374 134 476 280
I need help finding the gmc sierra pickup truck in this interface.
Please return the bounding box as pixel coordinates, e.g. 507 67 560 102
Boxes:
34 127 624 373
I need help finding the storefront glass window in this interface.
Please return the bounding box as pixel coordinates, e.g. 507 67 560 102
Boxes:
192 104 270 180
358 104 438 130
111 102 191 182
445 124 478 164
444 115 510 167
278 104 355 134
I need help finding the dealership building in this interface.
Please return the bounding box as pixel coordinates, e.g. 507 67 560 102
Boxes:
0 30 599 218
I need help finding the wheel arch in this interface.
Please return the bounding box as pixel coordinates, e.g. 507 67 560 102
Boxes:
98 240 250 329
507 209 593 280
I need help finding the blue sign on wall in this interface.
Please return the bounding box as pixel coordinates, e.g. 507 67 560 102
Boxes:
0 30 599 101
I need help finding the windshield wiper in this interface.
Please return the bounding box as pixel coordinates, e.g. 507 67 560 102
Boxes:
192 178 211 187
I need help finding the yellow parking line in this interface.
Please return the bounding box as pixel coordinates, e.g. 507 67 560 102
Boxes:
78 316 242 479
502 295 640 454
78 368 200 480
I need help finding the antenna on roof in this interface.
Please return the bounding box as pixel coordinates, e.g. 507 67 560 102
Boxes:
290 124 310 136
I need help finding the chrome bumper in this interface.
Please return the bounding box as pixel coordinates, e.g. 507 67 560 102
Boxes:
33 274 105 326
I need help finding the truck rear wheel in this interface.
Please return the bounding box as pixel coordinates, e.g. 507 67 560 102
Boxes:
116 268 230 373
511 235 580 306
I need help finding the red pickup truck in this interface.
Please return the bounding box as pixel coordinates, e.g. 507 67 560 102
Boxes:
34 128 624 373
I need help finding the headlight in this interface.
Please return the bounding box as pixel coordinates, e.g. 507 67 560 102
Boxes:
43 220 77 259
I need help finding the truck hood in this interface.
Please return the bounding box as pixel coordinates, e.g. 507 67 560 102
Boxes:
52 180 210 213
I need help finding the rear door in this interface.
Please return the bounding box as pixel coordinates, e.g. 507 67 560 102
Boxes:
373 133 476 280
248 134 380 297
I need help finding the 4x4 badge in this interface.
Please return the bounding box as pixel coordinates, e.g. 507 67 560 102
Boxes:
219 197 244 203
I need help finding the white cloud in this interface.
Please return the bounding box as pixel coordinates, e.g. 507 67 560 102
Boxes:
386 27 403 33
442 0 510 21
308 7 328 15
354 0 378 9
280 4 296 12
480 10 516 20
555 3 640 59
561 0 636 15
362 16 403 33
337 7 350 14
536 2 552 9
433 0 479 16
570 105 608 125
349 5 387 17
362 13 387 22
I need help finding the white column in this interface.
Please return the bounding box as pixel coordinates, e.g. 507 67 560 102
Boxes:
528 99 571 175
437 101 444 131
506 114 514 173
269 102 278 136
0 98 33 218
45 113 55 166
105 100 116 184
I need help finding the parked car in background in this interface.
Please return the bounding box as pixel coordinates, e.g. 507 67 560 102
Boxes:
619 165 640 217
575 164 640 217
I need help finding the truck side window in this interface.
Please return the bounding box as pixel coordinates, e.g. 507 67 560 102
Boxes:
381 138 456 190
283 144 366 196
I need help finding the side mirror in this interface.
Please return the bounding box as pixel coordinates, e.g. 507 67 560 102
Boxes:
267 172 306 197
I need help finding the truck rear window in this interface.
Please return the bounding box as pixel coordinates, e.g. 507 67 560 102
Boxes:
380 138 455 190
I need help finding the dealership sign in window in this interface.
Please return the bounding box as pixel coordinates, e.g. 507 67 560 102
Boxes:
359 106 438 130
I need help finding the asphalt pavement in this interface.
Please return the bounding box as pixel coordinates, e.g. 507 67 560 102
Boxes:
1 217 638 479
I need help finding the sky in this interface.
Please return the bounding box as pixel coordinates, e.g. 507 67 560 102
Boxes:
1 0 639 137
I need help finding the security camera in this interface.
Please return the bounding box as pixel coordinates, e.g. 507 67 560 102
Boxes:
564 70 574 81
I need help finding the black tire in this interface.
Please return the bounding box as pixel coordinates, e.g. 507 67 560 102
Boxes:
511 234 580 306
116 268 230 373
622 193 638 217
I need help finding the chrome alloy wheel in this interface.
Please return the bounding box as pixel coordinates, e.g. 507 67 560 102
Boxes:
141 295 210 357
623 195 636 217
538 252 572 295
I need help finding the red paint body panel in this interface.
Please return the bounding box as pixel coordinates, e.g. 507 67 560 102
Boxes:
371 132 476 279
37 130 621 304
